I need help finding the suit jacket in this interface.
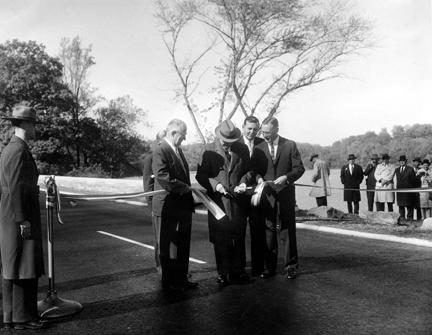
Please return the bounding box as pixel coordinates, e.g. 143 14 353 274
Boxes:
364 163 378 189
0 135 44 279
142 153 154 204
238 136 264 158
395 165 417 207
196 141 252 242
151 139 194 217
252 136 305 228
340 163 364 201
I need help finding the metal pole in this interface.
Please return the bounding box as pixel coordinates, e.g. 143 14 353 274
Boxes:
38 176 83 319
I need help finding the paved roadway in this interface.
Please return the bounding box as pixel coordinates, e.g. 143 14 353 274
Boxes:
2 196 432 335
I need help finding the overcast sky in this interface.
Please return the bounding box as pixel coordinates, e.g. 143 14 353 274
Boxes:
0 0 431 145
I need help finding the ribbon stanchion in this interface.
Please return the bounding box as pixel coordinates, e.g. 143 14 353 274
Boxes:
38 176 83 319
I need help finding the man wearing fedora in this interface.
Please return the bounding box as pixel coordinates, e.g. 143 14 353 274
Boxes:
251 116 305 279
0 104 46 330
364 154 379 211
374 154 395 212
152 119 197 291
309 154 331 207
340 154 364 214
395 155 417 221
196 120 252 285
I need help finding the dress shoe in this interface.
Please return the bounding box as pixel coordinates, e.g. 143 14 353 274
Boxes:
185 280 199 289
260 270 276 279
14 320 46 330
162 283 186 292
216 274 229 285
286 267 298 279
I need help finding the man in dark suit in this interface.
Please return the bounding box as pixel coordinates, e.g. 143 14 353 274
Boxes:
237 116 265 277
0 105 45 330
395 155 417 221
252 117 305 279
142 130 166 274
152 119 197 291
363 154 379 211
340 154 364 214
196 120 252 285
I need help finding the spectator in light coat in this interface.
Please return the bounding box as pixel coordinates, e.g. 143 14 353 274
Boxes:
374 153 395 212
309 154 331 207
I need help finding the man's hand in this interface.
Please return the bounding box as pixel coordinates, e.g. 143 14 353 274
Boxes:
215 183 227 195
234 183 246 194
274 175 288 185
19 221 31 239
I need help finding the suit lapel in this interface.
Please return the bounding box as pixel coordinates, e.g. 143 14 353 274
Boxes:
274 137 284 166
163 141 187 180
216 141 230 171
177 147 190 183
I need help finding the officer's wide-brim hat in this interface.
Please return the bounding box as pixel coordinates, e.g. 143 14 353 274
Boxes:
381 153 390 160
347 154 357 160
413 157 422 163
215 119 241 143
398 155 407 162
2 105 38 123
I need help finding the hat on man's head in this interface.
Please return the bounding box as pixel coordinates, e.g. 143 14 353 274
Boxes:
422 159 430 165
215 119 241 143
381 153 390 160
2 104 37 123
370 154 379 160
310 154 318 162
398 155 407 162
413 157 422 163
347 154 357 161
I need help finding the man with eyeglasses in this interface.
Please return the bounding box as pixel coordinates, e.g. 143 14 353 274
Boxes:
152 119 197 292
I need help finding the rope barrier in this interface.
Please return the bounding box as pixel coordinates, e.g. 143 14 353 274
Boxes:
294 183 432 193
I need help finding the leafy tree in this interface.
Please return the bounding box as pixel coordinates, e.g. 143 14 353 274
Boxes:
156 0 373 142
0 39 74 173
94 96 148 176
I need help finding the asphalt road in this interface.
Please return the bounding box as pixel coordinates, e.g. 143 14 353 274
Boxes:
2 196 432 335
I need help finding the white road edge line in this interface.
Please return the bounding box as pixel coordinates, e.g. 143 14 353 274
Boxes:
297 223 432 248
97 230 207 264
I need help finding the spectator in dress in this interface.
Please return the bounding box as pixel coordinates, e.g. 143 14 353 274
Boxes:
418 159 432 219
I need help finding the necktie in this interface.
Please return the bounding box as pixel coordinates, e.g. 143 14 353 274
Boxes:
225 149 231 162
175 147 186 173
270 141 275 161
401 166 404 173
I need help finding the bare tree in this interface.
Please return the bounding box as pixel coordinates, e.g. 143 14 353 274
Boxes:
155 0 373 143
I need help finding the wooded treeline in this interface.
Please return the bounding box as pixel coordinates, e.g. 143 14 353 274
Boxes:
182 125 432 171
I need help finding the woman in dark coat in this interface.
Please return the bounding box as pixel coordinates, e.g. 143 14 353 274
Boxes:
0 105 45 330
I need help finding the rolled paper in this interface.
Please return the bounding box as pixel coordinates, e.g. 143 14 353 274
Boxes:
192 188 226 220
